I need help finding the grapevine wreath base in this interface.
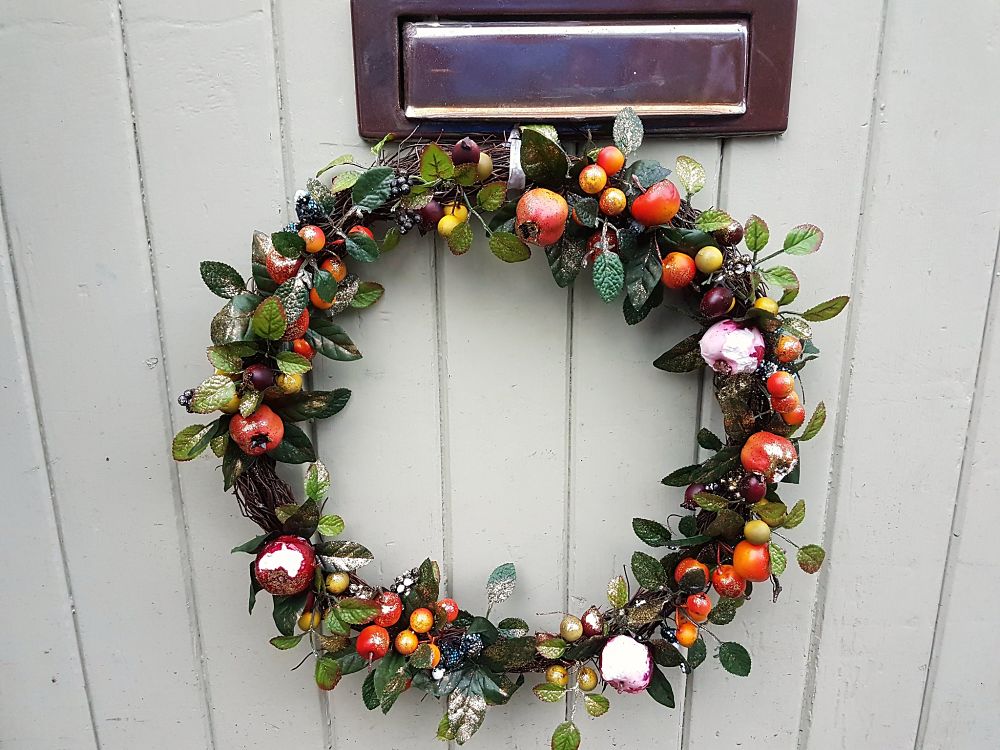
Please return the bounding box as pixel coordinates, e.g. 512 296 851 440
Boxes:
173 109 848 748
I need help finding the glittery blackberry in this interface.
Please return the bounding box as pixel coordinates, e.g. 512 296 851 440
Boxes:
395 209 416 235
460 633 483 658
294 190 326 225
392 567 419 596
441 640 463 669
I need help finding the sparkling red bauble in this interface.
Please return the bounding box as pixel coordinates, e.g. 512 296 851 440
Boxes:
437 598 460 623
253 535 316 595
356 625 391 660
712 564 747 598
581 605 605 637
373 591 403 628
281 308 310 341
741 431 798 482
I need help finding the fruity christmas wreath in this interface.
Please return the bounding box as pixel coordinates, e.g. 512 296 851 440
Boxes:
172 109 848 748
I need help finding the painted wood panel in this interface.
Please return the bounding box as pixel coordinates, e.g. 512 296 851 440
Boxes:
0 196 97 749
0 2 213 747
807 1 1000 747
117 0 329 747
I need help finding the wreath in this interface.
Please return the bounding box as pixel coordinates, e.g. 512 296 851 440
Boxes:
172 108 848 748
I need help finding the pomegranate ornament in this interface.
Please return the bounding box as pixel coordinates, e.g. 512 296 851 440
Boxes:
515 188 568 247
229 404 285 456
254 535 317 595
741 431 798 482
599 635 654 694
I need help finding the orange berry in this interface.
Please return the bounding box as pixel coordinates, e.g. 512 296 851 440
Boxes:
598 187 627 216
674 558 710 586
309 287 333 310
676 621 698 648
661 252 697 289
775 335 803 363
320 255 348 283
732 540 772 582
783 403 806 426
771 391 800 414
394 629 419 656
292 338 315 360
299 225 326 253
578 164 608 194
596 145 625 176
766 371 795 397
410 607 434 634
685 593 712 623
427 643 442 668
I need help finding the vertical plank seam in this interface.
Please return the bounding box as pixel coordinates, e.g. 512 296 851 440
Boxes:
912 222 1000 749
680 137 725 750
264 3 335 747
115 2 218 747
796 1 891 746
0 183 102 750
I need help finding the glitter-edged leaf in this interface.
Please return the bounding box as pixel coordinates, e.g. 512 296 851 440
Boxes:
486 562 517 607
782 224 824 256
612 107 643 154
316 540 374 572
797 544 826 574
674 155 706 196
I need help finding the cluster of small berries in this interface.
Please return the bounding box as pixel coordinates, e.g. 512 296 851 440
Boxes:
395 209 417 234
388 173 413 199
177 388 196 412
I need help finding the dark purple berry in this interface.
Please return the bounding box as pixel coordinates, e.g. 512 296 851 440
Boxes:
418 200 445 232
683 483 706 509
452 137 480 165
739 474 767 503
245 363 275 391
714 220 744 246
700 286 734 319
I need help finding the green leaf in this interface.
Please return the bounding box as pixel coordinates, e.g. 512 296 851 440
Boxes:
362 671 380 710
191 375 237 414
317 515 344 537
687 637 707 669
667 534 713 549
592 250 625 303
783 224 824 256
708 596 742 625
759 265 798 291
331 170 360 193
304 460 331 501
206 342 254 373
436 713 456 740
782 316 813 340
799 401 827 441
624 239 660 309
269 422 317 464
409 558 440 607
678 515 699 537
706 508 744 541
272 591 309 636
232 533 270 554
477 181 507 211
345 232 380 263
674 155 705 197
521 123 560 143
306 178 337 213
783 499 806 529
536 637 567 659
351 167 394 211
200 261 246 299
273 389 351 422
520 127 569 187
532 682 566 702
250 297 287 340
323 609 350 636
695 208 734 233
239 389 262 418
607 575 628 608
545 235 587 287
420 144 455 182
569 196 598 228
315 153 355 178
489 231 530 262
802 295 850 322
315 654 343 691
632 518 672 547
551 721 581 750
612 107 643 154
754 500 787 527
658 226 718 253
697 428 724 451
172 420 224 461
797 544 826 574
631 551 667 589
769 543 787 576
270 634 304 650
409 643 438 670
334 597 380 625
448 687 487 745
209 432 226 458
646 666 675 708
584 693 610 717
312 268 339 304
282 499 319 537
381 226 401 252
275 351 312 375
692 448 741 483
370 133 394 155
454 163 479 186
653 334 704 373
350 281 385 309
661 464 700 487
744 215 769 253
447 221 474 255
271 231 306 259
496 617 530 638
307 319 362 361
692 492 728 512
486 562 516 607
718 642 752 676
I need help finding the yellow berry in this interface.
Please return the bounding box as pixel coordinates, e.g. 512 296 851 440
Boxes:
744 519 772 545
219 393 241 414
442 202 469 223
298 609 320 631
577 666 599 692
753 297 780 314
695 246 724 273
275 373 303 394
326 572 350 594
559 615 584 642
437 214 463 237
476 152 493 182
545 664 569 687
